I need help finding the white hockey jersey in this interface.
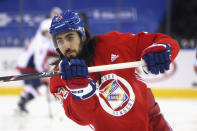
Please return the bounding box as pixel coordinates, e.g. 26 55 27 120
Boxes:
16 19 57 73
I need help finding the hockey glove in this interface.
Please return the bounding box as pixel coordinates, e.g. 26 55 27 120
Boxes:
60 57 96 100
141 43 171 75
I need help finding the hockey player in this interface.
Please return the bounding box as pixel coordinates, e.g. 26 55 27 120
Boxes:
49 10 180 131
16 18 57 113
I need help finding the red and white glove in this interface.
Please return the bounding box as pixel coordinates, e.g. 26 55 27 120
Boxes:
141 43 171 75
60 57 96 100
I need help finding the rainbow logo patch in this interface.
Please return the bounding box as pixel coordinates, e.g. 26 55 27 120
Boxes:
101 80 128 110
55 88 69 104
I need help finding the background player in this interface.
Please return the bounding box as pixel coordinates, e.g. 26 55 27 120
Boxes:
15 13 59 113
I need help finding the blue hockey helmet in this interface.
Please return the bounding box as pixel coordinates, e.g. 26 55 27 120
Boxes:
50 10 85 48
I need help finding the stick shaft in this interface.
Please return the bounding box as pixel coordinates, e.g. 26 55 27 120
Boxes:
88 60 146 72
0 60 146 82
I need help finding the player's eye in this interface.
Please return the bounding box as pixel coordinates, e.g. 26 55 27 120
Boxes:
67 36 73 41
56 39 64 45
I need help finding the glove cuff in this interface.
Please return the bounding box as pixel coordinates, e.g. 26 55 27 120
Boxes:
141 43 170 58
67 78 96 100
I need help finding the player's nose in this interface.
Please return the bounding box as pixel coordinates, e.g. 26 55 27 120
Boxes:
64 41 71 49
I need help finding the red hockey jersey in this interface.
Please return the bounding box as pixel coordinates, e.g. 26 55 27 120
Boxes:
50 31 179 131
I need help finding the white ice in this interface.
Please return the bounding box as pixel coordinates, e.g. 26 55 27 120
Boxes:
0 95 197 131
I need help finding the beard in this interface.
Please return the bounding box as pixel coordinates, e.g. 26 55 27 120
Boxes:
63 41 84 60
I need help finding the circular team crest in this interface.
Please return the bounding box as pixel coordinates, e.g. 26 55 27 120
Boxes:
96 73 135 116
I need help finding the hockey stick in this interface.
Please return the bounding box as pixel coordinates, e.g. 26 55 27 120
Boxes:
0 60 146 82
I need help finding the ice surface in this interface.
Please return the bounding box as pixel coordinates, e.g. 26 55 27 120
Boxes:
156 98 197 131
0 95 197 131
0 95 92 131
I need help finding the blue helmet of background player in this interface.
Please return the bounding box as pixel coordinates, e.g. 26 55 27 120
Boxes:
50 10 86 49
